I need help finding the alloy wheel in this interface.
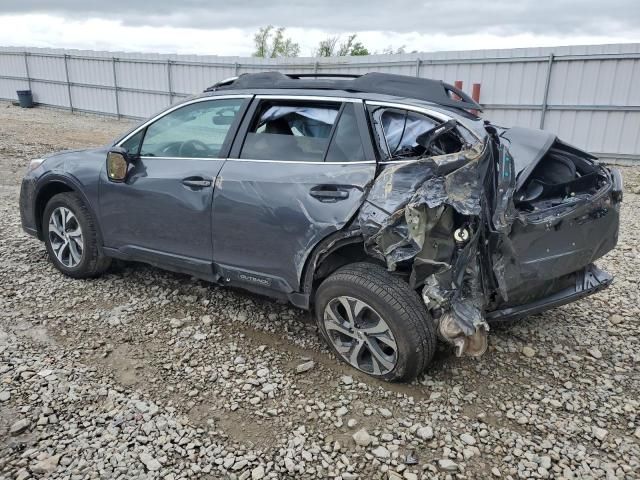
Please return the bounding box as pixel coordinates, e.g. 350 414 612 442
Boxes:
48 206 84 268
323 295 398 375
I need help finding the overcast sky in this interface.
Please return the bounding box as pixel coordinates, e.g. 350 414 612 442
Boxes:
0 1 638 56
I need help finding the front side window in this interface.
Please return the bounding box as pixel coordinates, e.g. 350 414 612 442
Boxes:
240 101 340 162
139 98 244 158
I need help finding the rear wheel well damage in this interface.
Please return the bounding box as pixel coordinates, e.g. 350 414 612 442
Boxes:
312 243 369 286
302 230 388 306
356 141 494 358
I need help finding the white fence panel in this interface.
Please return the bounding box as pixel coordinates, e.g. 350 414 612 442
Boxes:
70 85 117 116
1 44 639 162
67 56 114 87
0 78 28 99
116 90 168 119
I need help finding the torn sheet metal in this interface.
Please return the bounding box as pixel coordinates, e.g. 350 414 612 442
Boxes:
491 132 620 307
356 122 622 360
358 141 491 357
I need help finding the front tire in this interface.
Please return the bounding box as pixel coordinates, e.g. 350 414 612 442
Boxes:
314 262 436 382
43 192 111 278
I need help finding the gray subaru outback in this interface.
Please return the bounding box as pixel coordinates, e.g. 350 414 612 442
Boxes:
19 72 622 382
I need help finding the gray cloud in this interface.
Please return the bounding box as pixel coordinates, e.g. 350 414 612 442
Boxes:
2 0 638 37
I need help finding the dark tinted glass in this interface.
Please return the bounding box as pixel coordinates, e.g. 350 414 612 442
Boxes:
121 129 144 155
325 103 365 162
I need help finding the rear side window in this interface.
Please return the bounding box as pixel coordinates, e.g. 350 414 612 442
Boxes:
240 101 340 162
325 103 366 162
369 106 473 160
378 109 437 158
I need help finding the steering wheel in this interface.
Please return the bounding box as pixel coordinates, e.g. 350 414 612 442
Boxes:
178 139 210 157
159 142 181 156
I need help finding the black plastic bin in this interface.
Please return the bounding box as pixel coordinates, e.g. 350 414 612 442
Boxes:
17 90 34 108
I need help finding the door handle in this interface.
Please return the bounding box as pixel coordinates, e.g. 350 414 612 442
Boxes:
182 176 212 188
309 186 350 201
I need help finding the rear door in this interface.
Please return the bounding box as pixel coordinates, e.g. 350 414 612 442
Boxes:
211 96 376 293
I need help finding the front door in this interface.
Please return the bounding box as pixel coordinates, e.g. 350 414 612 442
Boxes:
211 97 377 292
99 96 249 274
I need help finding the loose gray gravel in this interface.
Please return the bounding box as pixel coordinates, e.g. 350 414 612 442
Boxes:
1 102 639 479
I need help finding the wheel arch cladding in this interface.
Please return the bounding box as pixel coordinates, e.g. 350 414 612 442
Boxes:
35 177 103 249
35 181 74 238
300 229 368 299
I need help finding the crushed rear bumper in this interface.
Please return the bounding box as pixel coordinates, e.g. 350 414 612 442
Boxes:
485 263 612 323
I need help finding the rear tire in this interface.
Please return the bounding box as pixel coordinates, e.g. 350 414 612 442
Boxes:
314 262 436 382
43 192 111 278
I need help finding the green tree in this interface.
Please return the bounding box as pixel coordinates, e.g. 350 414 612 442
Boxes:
253 25 272 58
316 36 339 57
337 34 357 56
278 38 300 57
253 25 300 58
316 34 370 57
349 41 370 56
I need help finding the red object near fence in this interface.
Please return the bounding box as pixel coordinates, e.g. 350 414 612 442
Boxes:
471 83 481 115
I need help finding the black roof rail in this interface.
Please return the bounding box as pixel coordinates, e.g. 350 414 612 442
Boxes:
285 73 361 79
204 73 360 91
210 72 482 112
204 76 239 92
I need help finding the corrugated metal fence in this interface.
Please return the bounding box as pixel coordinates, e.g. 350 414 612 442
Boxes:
1 43 640 163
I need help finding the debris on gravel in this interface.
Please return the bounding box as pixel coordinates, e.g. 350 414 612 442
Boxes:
1 102 639 479
295 360 315 373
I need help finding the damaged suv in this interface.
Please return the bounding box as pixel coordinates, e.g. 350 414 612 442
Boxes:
20 72 622 381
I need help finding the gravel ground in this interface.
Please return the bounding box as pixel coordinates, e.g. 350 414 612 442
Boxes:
0 102 639 480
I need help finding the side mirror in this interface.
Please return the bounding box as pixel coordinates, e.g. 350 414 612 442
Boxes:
212 107 238 125
106 148 130 182
212 114 234 125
